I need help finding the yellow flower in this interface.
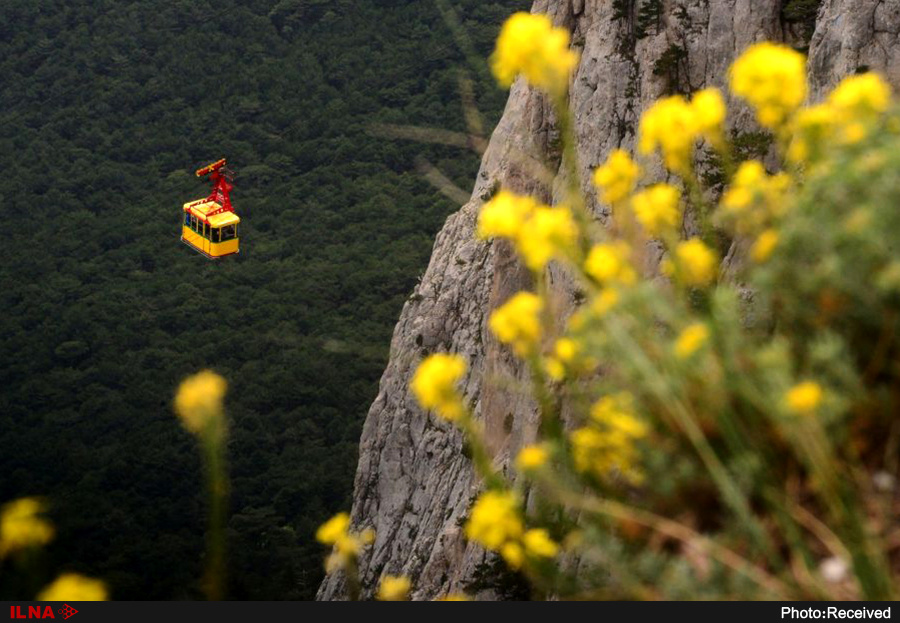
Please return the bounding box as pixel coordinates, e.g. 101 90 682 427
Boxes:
316 512 375 573
500 542 523 568
639 95 699 173
377 575 411 601
571 427 644 485
729 42 806 129
720 185 753 214
690 87 726 147
477 192 576 270
316 512 351 545
477 190 537 240
751 229 779 263
574 393 648 484
593 149 640 204
824 73 892 144
546 337 595 380
491 12 578 97
411 354 467 421
174 370 227 434
437 593 471 601
516 444 549 471
465 490 523 551
666 239 718 287
828 73 891 118
0 498 54 557
523 528 559 558
37 574 108 601
489 292 543 356
590 393 647 437
730 159 766 193
584 241 637 285
720 162 791 232
785 381 823 415
674 323 710 359
554 337 578 362
631 184 681 236
516 206 578 270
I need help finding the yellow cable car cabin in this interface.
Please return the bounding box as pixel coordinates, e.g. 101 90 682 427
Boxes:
181 158 240 258
182 200 240 258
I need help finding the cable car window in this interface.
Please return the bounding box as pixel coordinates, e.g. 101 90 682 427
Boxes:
220 225 235 241
184 212 190 226
191 216 197 232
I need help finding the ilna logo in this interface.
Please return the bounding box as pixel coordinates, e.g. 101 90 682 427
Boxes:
9 605 78 620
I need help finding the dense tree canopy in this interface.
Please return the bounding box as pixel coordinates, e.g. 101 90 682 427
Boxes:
0 0 527 599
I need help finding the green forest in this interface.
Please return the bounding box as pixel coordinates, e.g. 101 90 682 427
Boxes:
0 0 528 600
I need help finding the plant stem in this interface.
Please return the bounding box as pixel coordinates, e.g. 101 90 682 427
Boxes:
202 416 228 601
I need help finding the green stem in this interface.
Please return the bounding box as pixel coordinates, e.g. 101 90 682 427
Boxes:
202 416 228 601
604 314 779 564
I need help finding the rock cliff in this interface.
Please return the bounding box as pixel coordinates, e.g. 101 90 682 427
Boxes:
319 0 900 600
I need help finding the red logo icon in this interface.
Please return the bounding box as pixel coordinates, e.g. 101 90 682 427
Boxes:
57 606 77 621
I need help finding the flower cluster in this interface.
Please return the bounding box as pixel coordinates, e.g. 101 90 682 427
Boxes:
570 393 648 485
38 574 108 602
316 512 375 574
729 42 806 130
377 575 411 601
489 292 544 357
411 353 467 421
638 88 725 173
593 149 640 205
718 160 791 234
464 490 558 569
674 323 710 360
663 238 718 287
478 190 576 270
785 381 823 416
584 241 637 286
0 498 54 558
491 12 578 98
630 183 681 236
789 72 892 161
173 370 227 434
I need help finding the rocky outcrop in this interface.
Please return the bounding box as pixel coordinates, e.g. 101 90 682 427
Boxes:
319 0 900 600
808 0 900 99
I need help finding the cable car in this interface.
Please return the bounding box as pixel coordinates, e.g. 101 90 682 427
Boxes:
181 158 240 258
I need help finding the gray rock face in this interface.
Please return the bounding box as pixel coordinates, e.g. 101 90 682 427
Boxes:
808 0 900 99
318 0 900 600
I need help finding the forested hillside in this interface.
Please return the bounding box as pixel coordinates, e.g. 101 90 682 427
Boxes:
0 0 527 599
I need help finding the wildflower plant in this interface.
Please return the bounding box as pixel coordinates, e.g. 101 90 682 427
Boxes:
316 512 375 600
403 14 900 600
174 370 229 600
